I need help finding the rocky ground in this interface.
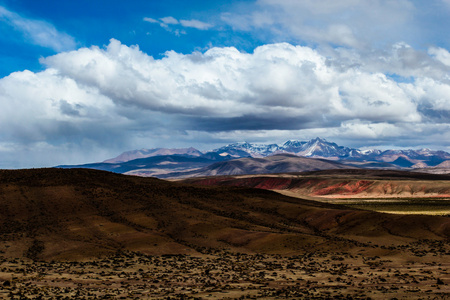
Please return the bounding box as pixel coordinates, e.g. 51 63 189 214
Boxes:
1 244 449 299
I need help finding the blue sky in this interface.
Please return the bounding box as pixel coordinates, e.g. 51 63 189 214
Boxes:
1 0 450 168
0 0 257 77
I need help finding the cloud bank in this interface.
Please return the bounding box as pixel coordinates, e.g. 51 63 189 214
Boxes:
1 39 450 167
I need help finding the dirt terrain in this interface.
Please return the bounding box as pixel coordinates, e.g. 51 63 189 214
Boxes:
0 168 449 298
1 249 449 299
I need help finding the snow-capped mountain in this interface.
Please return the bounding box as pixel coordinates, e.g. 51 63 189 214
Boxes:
212 142 281 158
281 140 307 152
281 137 357 158
207 138 450 167
212 137 359 159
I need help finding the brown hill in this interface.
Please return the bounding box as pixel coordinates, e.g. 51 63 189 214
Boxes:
412 160 450 175
1 168 450 261
436 160 450 168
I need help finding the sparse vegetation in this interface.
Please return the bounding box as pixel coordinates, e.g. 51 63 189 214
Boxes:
0 249 449 299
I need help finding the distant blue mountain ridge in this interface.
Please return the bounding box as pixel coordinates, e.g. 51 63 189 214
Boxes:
56 138 450 178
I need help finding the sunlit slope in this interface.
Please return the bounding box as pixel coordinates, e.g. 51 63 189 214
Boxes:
184 169 450 198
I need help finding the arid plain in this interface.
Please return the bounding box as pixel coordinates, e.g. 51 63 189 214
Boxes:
0 168 449 299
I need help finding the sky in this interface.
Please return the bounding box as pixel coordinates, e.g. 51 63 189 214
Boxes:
1 0 450 168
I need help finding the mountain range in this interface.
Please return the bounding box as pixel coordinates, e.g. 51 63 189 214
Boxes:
104 137 450 166
157 154 359 179
58 137 450 177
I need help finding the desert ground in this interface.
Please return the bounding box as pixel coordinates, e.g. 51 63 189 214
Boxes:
0 168 449 299
1 247 449 299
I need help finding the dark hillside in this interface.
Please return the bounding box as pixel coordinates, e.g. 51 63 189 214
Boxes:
0 168 449 260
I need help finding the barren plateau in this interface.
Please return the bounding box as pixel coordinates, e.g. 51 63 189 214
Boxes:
0 168 449 299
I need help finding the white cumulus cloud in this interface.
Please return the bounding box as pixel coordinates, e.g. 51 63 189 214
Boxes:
428 47 450 67
0 39 449 167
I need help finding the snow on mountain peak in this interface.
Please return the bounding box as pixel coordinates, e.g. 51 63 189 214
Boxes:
103 138 450 167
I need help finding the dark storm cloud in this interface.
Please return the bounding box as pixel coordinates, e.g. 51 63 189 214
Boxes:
183 114 333 132
59 100 82 117
418 102 450 123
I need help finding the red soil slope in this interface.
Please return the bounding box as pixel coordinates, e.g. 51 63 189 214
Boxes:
184 171 450 198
